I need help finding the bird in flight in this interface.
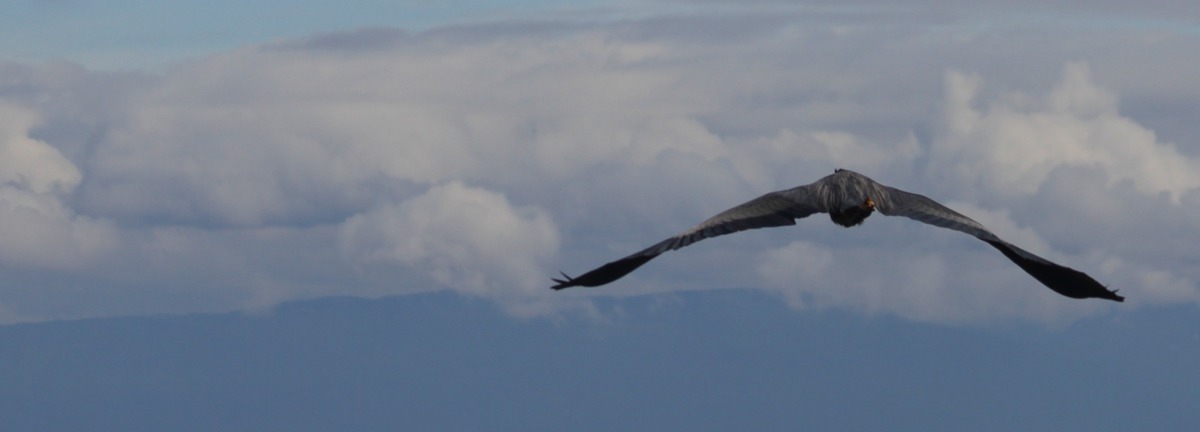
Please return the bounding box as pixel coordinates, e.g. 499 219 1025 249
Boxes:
551 168 1123 302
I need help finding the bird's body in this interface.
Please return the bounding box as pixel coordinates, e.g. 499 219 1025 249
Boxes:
552 169 1124 302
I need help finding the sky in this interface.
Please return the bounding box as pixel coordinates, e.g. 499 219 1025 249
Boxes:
4 1 1200 430
2 0 1199 325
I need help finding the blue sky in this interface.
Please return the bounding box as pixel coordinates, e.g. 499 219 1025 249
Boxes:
6 0 634 70
15 1 1195 70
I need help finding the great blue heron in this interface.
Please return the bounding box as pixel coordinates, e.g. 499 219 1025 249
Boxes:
551 168 1123 302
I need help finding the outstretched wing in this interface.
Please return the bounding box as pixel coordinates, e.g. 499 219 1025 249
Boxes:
551 185 824 290
875 186 1123 302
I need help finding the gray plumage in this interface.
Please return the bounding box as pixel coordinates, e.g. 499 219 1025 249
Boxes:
551 168 1123 302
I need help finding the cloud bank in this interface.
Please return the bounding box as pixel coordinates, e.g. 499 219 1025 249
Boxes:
1 6 1197 323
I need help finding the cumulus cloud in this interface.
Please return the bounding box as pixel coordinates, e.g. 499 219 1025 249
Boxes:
0 102 118 270
932 63 1200 202
0 103 82 194
339 182 561 315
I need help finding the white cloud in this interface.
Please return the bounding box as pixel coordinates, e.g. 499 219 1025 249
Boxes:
931 63 1200 202
0 189 118 270
0 103 81 194
75 33 731 228
338 182 561 315
757 240 969 322
0 103 118 269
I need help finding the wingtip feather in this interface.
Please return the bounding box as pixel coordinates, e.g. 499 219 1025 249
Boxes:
550 271 575 290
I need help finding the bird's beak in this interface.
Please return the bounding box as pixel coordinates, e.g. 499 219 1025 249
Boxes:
862 198 876 210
